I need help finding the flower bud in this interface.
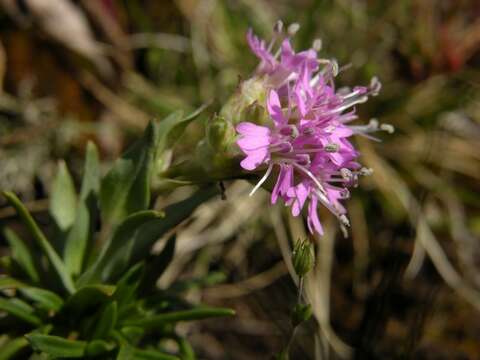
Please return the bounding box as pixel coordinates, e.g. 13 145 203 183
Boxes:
219 77 267 125
292 239 315 277
206 114 236 153
291 303 312 327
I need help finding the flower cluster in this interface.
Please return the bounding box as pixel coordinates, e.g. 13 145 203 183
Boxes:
236 22 392 235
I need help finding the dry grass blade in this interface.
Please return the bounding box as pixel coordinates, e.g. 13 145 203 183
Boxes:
361 139 480 312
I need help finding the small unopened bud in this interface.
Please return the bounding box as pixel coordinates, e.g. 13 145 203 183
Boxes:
291 303 312 327
206 115 236 152
288 23 300 36
292 239 315 277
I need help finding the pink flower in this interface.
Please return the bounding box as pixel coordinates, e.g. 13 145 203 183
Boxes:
237 23 392 236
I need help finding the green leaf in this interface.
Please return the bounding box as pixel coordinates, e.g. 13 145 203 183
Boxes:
120 326 144 344
80 141 101 200
100 121 158 225
176 338 195 360
3 227 39 283
20 287 64 312
91 301 117 339
124 307 235 329
113 262 145 308
0 277 64 312
49 161 77 231
63 285 115 313
64 141 100 277
76 210 162 285
117 345 179 360
0 336 29 360
64 202 90 277
129 186 218 265
0 297 42 325
2 192 76 294
26 335 86 358
85 340 115 357
132 349 180 360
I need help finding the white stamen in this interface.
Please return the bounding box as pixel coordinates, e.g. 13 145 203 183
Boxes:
291 162 327 195
249 163 274 197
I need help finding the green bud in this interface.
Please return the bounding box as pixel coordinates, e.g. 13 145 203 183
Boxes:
292 239 315 277
291 303 312 327
206 114 236 152
219 77 268 125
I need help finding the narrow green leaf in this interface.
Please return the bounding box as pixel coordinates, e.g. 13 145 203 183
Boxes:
63 284 115 313
64 142 100 277
63 201 90 277
132 348 180 360
100 121 157 225
116 345 179 360
120 326 144 344
124 307 235 328
116 345 134 360
3 227 39 283
85 340 115 357
26 335 86 358
92 301 117 339
129 186 218 265
20 288 64 312
0 277 63 312
0 336 29 360
176 338 195 360
49 161 77 231
76 210 162 286
0 297 42 325
2 192 76 294
113 262 145 308
80 141 100 200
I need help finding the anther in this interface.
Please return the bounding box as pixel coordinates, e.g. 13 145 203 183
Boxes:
287 23 300 36
359 167 374 176
312 38 322 52
380 124 394 134
274 20 284 33
369 76 382 96
339 214 350 227
324 143 340 153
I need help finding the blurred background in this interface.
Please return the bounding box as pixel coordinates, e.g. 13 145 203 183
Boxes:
0 0 479 358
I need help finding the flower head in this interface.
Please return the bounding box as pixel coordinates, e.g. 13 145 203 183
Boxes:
236 22 392 236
